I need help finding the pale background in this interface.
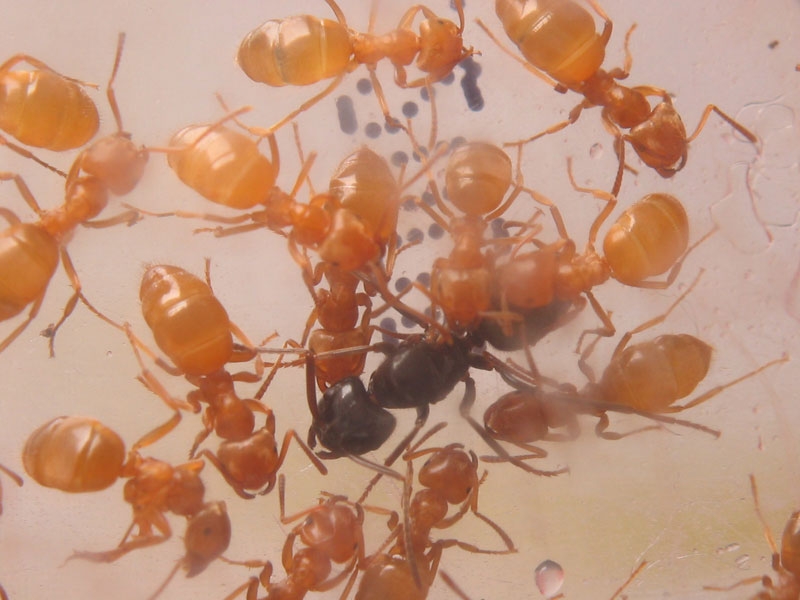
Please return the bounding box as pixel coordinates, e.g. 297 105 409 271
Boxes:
0 1 798 598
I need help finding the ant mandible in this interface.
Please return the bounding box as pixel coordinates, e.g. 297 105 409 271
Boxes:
0 33 147 357
237 0 475 132
478 0 757 184
705 474 800 599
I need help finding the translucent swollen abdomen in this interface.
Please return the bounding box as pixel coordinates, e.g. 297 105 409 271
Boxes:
599 334 712 412
168 125 276 210
329 148 399 247
445 142 512 216
0 223 59 320
495 0 607 87
237 16 353 87
0 70 99 150
139 265 233 376
603 194 689 286
23 416 126 492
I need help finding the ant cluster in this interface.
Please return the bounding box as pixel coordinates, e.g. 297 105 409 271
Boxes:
0 1 796 599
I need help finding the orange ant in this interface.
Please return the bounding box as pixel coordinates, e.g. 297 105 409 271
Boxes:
473 274 787 467
0 49 98 154
302 263 376 390
224 475 370 600
401 140 535 332
494 157 714 357
237 0 475 132
23 415 209 558
149 111 437 287
24 416 234 597
705 475 800 599
350 422 515 598
0 33 147 357
0 463 22 516
478 0 757 183
109 263 328 499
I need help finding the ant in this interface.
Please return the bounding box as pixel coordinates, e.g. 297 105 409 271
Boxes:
398 139 535 333
478 0 757 184
151 112 437 286
23 415 209 557
0 33 147 357
0 463 22 515
493 157 713 358
302 263 376 391
237 0 474 132
350 423 515 598
472 274 787 468
24 416 235 598
111 262 328 499
224 475 370 600
705 474 800 599
0 48 98 154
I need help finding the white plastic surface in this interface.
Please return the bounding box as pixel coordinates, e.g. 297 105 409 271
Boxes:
0 1 798 599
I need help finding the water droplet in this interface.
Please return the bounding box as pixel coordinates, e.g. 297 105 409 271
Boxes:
535 560 564 598
735 554 751 569
715 542 741 555
589 143 603 159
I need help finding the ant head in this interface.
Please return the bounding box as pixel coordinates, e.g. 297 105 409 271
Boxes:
80 133 148 195
416 18 468 79
417 445 476 505
182 502 231 577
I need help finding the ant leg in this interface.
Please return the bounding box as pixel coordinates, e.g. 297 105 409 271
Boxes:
575 290 615 358
630 227 718 291
521 185 571 242
131 411 184 451
594 412 660 440
474 19 558 89
0 463 23 516
609 561 648 600
0 291 47 355
687 104 758 145
507 100 592 147
610 270 704 359
0 171 46 216
606 24 638 80
123 323 195 410
565 157 617 247
0 135 66 177
703 576 768 592
268 428 329 486
268 72 349 135
197 449 256 500
68 514 172 564
438 570 473 600
323 0 347 25
367 65 407 131
106 33 126 133
670 353 788 413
